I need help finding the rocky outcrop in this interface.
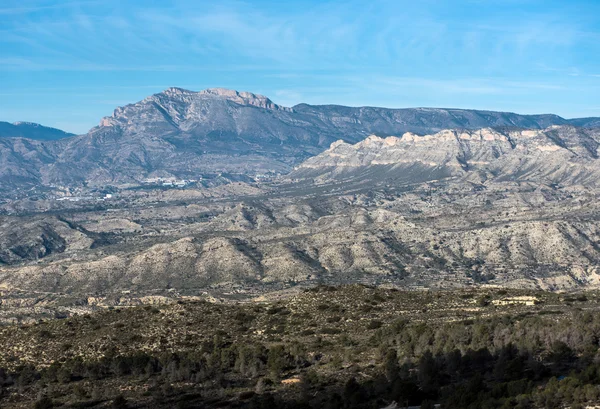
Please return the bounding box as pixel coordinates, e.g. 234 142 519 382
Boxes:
292 126 600 187
0 217 93 265
197 88 292 111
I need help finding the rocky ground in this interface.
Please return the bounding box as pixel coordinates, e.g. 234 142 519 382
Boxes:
1 177 600 323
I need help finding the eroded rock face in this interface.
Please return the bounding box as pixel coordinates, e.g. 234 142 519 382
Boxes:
3 90 600 301
293 126 600 187
3 146 599 293
3 125 600 296
0 217 92 265
3 181 600 295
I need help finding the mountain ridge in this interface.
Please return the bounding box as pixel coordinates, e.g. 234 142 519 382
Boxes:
92 87 600 137
0 121 75 141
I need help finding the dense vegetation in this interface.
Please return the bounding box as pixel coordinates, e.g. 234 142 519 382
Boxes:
1 285 599 408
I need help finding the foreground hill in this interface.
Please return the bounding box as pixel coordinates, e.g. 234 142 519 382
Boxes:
1 87 599 193
1 285 599 408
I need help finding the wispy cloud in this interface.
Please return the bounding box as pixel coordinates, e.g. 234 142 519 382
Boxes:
0 1 100 15
0 57 274 72
372 77 541 96
2 0 597 74
1 0 599 128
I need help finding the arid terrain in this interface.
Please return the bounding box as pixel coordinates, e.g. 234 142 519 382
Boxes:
3 0 600 404
2 104 600 323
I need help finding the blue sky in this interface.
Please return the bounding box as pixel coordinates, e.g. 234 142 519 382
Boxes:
1 0 600 134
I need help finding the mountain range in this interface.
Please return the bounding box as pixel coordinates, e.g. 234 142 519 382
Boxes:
2 87 600 193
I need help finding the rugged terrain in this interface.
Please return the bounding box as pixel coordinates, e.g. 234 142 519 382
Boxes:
293 126 600 186
2 90 600 407
1 285 600 408
2 91 600 321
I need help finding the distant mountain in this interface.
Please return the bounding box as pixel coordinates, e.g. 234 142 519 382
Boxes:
1 87 599 192
292 126 600 187
291 104 571 137
0 121 74 141
567 117 600 128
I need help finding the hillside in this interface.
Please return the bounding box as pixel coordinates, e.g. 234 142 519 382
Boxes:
1 285 600 408
0 121 74 141
3 170 600 299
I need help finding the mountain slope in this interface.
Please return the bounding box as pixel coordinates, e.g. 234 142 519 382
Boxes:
292 104 571 137
568 117 600 128
0 137 59 191
0 121 74 140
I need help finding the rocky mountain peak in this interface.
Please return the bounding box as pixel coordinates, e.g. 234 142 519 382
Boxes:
363 135 385 143
198 87 292 111
96 87 293 130
161 87 195 96
329 140 350 149
153 87 291 111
